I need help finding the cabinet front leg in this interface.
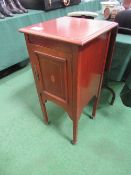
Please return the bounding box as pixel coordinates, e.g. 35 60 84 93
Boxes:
71 119 78 145
42 102 49 125
38 93 49 124
92 96 98 118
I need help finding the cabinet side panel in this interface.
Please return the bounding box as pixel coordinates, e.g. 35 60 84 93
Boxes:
77 32 110 114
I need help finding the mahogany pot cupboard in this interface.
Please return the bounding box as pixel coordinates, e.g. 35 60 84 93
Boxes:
20 17 118 144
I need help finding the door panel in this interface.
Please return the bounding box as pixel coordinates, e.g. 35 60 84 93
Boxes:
35 51 68 103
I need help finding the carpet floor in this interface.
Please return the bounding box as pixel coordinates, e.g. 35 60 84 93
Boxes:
0 64 131 175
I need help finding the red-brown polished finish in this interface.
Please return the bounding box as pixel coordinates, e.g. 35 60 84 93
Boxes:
20 17 118 144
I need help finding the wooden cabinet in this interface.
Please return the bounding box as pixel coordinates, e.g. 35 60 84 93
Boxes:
20 17 118 144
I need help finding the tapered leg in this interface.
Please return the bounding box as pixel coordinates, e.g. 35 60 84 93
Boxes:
71 119 78 144
92 72 104 118
38 92 49 124
42 102 49 124
92 96 99 118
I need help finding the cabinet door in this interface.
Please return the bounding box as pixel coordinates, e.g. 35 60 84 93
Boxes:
34 51 71 106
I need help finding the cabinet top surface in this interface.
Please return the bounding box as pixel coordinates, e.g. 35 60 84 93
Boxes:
20 16 118 45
